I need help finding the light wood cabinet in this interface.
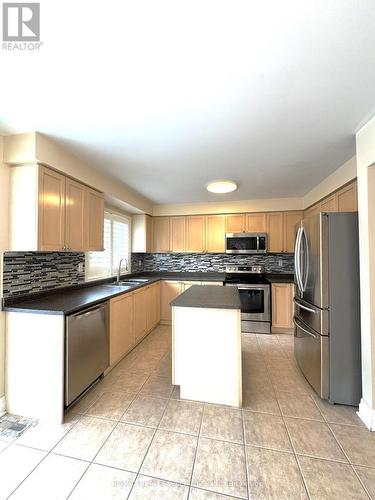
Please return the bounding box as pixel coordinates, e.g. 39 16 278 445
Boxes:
65 178 86 251
320 194 337 212
38 166 66 251
246 213 267 232
134 287 148 342
337 181 357 212
153 217 170 253
170 216 186 252
304 180 357 218
109 293 134 365
226 214 245 233
9 164 104 251
161 280 182 321
132 214 153 253
186 216 206 252
267 212 284 253
271 283 294 329
206 215 226 252
86 188 104 251
283 211 303 253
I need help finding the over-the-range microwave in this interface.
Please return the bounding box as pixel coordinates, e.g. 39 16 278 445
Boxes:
225 232 268 254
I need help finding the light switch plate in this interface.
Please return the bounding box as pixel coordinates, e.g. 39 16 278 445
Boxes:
78 263 84 273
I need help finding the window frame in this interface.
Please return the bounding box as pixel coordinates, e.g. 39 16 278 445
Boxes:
85 209 131 281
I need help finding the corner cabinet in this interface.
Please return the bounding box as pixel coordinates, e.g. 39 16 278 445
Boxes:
9 164 104 251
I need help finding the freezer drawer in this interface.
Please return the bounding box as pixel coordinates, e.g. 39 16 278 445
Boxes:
65 302 109 406
294 317 329 399
293 297 329 335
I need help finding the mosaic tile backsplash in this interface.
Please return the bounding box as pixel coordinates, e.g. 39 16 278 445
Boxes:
131 252 295 274
2 252 85 297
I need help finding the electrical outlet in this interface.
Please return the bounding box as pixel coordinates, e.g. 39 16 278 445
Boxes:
78 263 84 273
278 259 283 267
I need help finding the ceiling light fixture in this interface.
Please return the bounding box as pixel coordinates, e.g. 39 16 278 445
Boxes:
206 179 238 194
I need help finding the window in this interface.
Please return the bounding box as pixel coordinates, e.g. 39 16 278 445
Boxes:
86 211 131 280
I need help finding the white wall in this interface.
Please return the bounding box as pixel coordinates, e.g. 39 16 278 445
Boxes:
303 156 357 209
0 137 10 413
3 132 153 215
356 117 375 426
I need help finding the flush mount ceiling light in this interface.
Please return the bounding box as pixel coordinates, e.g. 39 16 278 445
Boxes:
206 179 238 194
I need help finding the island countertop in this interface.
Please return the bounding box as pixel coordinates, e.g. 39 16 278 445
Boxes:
170 285 241 310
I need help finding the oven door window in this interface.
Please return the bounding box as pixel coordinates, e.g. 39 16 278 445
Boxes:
226 237 257 251
239 288 265 314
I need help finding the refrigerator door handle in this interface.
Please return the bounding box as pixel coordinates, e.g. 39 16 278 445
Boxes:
293 298 317 314
300 228 310 293
293 317 318 339
294 227 303 292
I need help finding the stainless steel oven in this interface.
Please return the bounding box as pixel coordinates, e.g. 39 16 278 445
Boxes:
224 265 271 334
226 233 267 254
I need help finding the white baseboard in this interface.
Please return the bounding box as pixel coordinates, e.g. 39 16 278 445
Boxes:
0 395 6 417
357 398 375 431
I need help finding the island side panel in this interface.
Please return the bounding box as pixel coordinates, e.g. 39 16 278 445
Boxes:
6 312 65 423
172 306 242 407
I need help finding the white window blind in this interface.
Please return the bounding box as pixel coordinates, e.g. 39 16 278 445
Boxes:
86 211 131 280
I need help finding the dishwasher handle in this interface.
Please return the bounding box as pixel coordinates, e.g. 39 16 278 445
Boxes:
70 303 107 320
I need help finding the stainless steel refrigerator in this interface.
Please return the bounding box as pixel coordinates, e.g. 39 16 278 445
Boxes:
294 212 361 405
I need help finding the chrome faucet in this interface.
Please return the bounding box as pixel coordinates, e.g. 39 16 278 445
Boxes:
116 258 128 285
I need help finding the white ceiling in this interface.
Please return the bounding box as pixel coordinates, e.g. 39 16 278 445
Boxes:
1 0 375 204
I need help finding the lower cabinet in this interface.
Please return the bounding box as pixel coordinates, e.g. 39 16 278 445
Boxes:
160 281 182 322
271 283 294 330
109 282 161 366
109 293 134 366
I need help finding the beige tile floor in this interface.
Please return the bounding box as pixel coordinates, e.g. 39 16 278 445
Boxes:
1 324 374 499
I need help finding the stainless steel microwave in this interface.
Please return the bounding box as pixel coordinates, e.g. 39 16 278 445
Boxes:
225 233 267 254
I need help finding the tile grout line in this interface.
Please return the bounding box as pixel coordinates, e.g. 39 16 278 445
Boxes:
5 412 87 500
326 422 372 499
187 402 206 499
257 333 312 500
124 374 176 499
241 407 250 499
66 328 168 499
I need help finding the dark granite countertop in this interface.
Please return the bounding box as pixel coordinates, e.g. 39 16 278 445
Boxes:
2 271 293 315
2 272 227 315
266 273 295 283
170 285 241 310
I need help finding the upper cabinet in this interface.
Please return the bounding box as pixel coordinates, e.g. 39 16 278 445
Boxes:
86 188 105 251
186 215 206 252
9 164 104 251
267 211 303 253
132 214 153 253
304 180 358 218
226 214 246 233
266 212 284 252
206 215 226 252
283 211 303 253
152 217 170 253
38 166 66 251
170 216 186 252
337 181 357 212
246 213 267 232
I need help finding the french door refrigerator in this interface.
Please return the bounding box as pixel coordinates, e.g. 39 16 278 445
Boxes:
294 212 361 405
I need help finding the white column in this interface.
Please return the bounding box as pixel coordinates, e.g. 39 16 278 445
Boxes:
356 116 375 430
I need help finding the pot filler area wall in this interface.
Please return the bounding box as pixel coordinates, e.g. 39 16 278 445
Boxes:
2 251 294 297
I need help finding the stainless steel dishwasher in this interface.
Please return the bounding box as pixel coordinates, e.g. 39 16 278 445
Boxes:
65 302 109 407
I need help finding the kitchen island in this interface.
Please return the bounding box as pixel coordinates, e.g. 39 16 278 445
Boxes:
171 285 242 407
